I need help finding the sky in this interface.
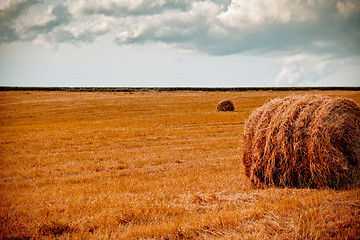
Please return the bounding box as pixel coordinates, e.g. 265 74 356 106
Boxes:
0 0 360 87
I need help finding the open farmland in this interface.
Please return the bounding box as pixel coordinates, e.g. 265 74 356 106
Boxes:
0 90 360 239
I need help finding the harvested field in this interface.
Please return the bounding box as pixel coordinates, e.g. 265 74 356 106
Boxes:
0 90 360 239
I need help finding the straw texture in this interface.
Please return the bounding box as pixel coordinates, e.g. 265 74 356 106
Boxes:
217 100 234 111
242 95 360 189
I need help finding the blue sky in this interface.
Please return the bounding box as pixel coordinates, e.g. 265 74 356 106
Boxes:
1 0 359 87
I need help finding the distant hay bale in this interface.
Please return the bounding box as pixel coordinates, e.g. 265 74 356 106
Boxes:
217 100 234 111
242 95 360 189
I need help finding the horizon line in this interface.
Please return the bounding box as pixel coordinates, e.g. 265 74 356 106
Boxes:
1 86 360 92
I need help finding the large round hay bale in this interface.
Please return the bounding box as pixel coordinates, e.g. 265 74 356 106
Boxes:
242 95 360 189
217 100 234 111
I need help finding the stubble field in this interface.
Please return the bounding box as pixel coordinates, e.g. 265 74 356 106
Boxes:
0 90 359 239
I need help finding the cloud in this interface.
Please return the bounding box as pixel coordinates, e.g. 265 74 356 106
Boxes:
0 0 40 43
111 0 360 85
336 0 360 17
114 1 221 46
65 0 191 17
217 0 317 25
11 1 115 45
51 16 117 43
4 0 360 57
113 0 360 57
275 54 360 86
19 4 72 42
275 54 337 86
1 0 360 85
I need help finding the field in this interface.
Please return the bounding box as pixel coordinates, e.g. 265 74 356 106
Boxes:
0 90 359 239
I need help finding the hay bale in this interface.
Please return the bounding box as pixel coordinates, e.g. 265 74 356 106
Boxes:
242 95 360 189
217 100 234 111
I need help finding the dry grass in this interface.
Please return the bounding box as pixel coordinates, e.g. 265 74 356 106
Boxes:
242 95 360 189
0 90 359 239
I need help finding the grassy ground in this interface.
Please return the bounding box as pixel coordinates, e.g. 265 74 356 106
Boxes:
0 90 359 239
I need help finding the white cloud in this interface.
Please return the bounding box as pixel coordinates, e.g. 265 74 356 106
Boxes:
336 0 360 17
65 0 191 17
1 0 360 86
113 0 360 58
52 16 118 43
22 5 57 28
274 54 352 86
12 3 72 44
4 0 360 57
115 1 221 45
0 0 38 14
14 2 118 45
0 0 40 42
217 0 318 27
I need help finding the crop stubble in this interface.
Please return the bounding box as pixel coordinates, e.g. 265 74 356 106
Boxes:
0 90 359 239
